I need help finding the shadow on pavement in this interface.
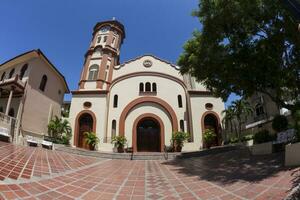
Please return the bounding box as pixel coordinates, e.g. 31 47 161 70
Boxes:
163 148 293 185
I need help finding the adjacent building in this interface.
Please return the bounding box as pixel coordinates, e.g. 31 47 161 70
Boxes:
68 20 225 152
0 49 69 142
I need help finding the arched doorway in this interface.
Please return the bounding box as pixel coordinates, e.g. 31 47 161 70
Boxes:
136 117 161 152
203 113 221 147
78 113 94 149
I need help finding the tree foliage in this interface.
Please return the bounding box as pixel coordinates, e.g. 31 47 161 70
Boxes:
178 0 300 111
48 116 72 144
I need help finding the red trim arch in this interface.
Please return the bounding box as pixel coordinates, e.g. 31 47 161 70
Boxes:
132 113 165 152
201 111 222 146
119 97 178 136
74 110 97 147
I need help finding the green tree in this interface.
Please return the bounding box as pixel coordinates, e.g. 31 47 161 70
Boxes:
178 0 300 113
48 116 72 144
231 99 253 141
222 106 237 139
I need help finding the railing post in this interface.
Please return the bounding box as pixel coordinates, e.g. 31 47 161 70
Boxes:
5 87 14 116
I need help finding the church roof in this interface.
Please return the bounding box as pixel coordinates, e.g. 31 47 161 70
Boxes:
0 49 70 93
120 54 179 70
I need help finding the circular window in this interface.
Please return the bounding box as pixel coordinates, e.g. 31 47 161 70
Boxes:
205 103 213 110
83 102 92 109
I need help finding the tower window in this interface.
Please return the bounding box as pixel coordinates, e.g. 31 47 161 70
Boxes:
103 36 108 43
88 64 99 80
113 95 118 108
178 95 183 108
152 83 157 92
9 68 15 79
104 71 108 81
1 72 6 81
180 120 185 132
145 82 151 92
112 37 116 44
20 64 28 80
97 36 101 43
139 83 144 92
111 120 116 138
39 75 48 92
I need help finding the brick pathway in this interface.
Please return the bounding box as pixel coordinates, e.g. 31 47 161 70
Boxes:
0 141 298 199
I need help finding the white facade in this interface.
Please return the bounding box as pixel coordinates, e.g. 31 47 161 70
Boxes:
69 20 225 152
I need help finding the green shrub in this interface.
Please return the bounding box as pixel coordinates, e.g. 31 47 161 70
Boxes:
111 136 127 148
272 115 288 132
241 134 254 142
171 131 190 147
203 129 216 148
229 137 239 144
253 130 272 144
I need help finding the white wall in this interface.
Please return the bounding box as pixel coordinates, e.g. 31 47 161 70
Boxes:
69 94 107 146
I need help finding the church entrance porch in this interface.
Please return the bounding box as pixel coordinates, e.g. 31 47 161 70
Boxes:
132 113 165 152
137 118 160 152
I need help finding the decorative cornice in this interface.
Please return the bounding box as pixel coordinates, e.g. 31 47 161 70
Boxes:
71 90 108 95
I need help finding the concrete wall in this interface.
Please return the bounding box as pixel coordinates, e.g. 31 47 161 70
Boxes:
21 58 66 135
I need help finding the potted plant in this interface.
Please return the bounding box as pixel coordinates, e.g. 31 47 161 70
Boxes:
251 130 273 155
84 132 100 150
203 129 217 149
111 136 127 153
171 131 189 152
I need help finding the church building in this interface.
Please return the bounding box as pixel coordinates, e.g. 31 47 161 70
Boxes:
68 20 225 152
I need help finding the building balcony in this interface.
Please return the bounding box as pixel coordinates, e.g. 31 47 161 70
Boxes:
0 75 26 95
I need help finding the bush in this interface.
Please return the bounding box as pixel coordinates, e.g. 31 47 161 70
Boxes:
203 129 216 147
241 134 254 142
272 115 288 132
171 132 190 147
253 130 272 144
229 137 239 144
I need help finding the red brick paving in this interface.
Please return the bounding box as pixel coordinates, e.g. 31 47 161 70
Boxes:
0 142 298 199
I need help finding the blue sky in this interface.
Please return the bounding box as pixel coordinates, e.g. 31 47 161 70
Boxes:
0 0 238 106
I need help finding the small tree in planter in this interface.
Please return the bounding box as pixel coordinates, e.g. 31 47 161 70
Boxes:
171 131 190 152
203 129 217 149
111 136 127 153
84 132 100 150
272 115 288 133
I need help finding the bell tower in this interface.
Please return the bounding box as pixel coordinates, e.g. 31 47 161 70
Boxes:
78 20 125 90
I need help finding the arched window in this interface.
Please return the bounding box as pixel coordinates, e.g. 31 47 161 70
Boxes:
139 83 144 92
145 82 151 92
20 64 28 80
103 36 108 42
112 37 116 44
88 64 99 80
111 120 116 138
39 75 47 91
1 72 6 81
178 95 183 108
97 36 101 43
9 68 15 79
180 120 185 132
152 83 157 92
255 104 264 116
113 95 118 108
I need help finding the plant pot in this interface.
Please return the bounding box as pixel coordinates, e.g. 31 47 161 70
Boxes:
175 145 182 152
285 142 300 166
89 144 95 151
250 142 272 155
117 146 124 153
